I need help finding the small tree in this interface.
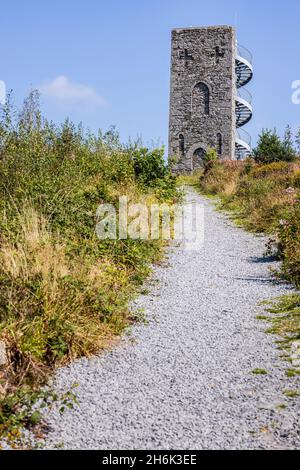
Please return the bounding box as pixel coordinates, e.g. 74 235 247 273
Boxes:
18 89 42 134
253 128 296 164
283 125 296 161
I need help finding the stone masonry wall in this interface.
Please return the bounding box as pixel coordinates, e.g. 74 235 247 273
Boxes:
168 26 236 173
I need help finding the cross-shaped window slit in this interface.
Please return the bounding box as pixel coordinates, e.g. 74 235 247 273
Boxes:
179 49 193 64
215 46 225 64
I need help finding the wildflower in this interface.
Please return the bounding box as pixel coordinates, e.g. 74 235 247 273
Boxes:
279 219 287 226
285 187 295 194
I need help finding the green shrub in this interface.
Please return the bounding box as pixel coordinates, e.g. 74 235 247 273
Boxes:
253 128 296 164
132 147 168 187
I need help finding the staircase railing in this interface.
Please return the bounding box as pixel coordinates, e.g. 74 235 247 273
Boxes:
236 87 252 105
235 43 253 157
236 128 251 147
237 44 253 65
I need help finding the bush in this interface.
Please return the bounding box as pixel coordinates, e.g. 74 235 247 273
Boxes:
132 147 168 187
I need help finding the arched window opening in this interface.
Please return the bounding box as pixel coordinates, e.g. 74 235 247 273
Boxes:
179 134 185 156
192 82 210 116
217 133 222 156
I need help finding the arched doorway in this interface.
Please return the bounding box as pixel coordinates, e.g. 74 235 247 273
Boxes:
192 147 206 170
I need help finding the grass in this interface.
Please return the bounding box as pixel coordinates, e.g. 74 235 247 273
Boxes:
0 91 181 442
256 315 270 321
264 295 300 347
251 368 268 375
276 404 287 410
177 170 203 188
283 390 300 398
286 369 300 378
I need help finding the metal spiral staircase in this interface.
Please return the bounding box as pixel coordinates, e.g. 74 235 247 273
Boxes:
235 44 253 159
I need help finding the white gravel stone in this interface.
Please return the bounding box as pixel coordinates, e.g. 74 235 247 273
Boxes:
39 189 300 450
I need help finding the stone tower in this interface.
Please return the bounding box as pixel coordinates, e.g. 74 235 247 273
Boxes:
168 26 253 173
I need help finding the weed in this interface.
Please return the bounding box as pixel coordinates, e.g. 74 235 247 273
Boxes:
251 368 268 375
256 315 269 321
276 404 287 410
0 385 77 446
283 390 300 398
264 295 300 348
286 369 300 378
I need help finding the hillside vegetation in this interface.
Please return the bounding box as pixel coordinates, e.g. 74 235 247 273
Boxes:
0 91 179 440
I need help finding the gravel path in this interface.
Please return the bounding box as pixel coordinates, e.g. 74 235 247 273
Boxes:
41 188 299 450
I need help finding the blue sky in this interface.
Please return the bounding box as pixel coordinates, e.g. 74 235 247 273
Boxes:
1 0 300 148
